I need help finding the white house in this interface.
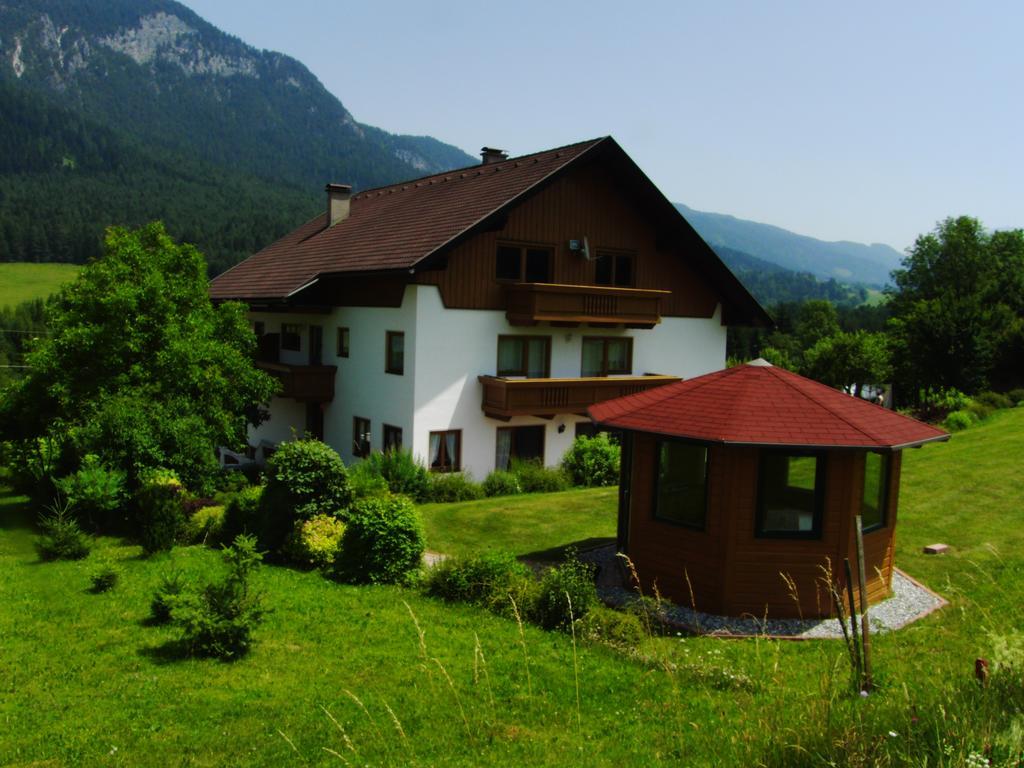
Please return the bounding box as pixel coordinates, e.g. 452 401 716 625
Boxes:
209 137 769 480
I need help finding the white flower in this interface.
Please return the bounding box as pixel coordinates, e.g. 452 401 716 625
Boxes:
888 731 898 738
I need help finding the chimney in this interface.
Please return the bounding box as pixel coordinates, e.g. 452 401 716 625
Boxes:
480 147 508 165
325 183 352 226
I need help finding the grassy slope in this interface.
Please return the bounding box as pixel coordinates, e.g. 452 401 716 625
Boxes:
2 409 1023 766
0 262 80 306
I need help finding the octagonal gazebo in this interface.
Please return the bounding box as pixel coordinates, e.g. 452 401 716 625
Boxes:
589 360 948 619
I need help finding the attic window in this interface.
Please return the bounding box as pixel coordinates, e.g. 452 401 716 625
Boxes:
495 244 552 283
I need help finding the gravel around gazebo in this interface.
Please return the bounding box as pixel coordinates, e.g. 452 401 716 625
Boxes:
582 544 946 639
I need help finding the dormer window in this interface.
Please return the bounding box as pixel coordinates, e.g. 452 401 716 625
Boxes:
594 252 635 287
496 244 552 283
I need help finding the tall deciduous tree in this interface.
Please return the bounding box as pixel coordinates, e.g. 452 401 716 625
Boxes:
803 331 891 397
888 217 1024 399
0 223 276 491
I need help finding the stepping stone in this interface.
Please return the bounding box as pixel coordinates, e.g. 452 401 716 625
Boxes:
923 543 950 555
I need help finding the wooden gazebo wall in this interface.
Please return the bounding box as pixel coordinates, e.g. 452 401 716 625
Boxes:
623 435 901 619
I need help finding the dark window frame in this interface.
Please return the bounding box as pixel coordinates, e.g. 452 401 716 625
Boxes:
281 323 302 352
755 449 827 540
353 416 371 459
861 451 891 534
494 242 554 283
385 331 405 375
652 438 710 530
594 250 636 288
383 424 403 453
429 429 462 473
336 326 350 358
581 336 633 377
496 335 552 378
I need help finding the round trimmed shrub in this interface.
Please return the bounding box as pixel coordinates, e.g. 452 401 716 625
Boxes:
135 471 185 554
184 504 226 545
335 494 425 584
561 432 620 487
220 485 264 542
943 410 975 432
258 439 351 552
284 514 346 569
482 470 522 497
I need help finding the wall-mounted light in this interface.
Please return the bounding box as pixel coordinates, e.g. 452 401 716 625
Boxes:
557 423 566 434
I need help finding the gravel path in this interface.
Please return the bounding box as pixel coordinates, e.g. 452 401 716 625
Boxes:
580 545 946 639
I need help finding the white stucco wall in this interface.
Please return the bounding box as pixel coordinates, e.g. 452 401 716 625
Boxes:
248 286 726 481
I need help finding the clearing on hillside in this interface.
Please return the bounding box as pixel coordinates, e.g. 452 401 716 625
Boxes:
0 262 80 307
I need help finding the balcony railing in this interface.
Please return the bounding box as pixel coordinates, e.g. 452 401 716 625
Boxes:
504 283 669 328
478 374 680 420
257 361 337 403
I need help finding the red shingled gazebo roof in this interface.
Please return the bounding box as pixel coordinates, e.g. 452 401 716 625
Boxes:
589 361 949 450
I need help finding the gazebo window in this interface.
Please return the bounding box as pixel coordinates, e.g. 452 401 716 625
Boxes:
861 451 891 532
756 451 825 538
653 440 708 529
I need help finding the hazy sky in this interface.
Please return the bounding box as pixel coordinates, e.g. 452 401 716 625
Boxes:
182 0 1021 252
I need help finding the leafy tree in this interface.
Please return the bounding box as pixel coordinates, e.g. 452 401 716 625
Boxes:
0 223 276 492
794 299 841 351
803 331 891 396
888 217 1024 398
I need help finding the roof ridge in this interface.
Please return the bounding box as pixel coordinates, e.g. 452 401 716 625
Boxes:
350 137 608 199
765 366 887 444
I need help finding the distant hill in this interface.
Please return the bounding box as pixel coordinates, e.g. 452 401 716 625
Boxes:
676 203 903 286
0 0 476 271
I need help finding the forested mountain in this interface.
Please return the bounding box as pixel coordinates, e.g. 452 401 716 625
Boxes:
0 0 475 271
677 203 903 286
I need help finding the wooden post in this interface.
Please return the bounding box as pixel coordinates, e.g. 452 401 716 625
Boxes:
844 558 862 681
855 515 873 691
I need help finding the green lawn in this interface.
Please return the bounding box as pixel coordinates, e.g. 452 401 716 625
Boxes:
419 487 617 559
0 262 80 306
2 410 1024 765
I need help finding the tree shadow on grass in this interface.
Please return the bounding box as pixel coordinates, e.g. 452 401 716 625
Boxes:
138 638 193 665
518 536 615 564
0 493 38 535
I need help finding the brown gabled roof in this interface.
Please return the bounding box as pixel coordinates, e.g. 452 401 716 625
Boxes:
209 138 604 300
589 361 949 450
208 137 771 326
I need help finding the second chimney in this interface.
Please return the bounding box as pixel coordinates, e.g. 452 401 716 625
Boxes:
326 183 352 226
480 147 508 165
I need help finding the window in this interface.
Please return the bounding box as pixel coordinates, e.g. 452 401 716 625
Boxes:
353 416 371 458
497 335 550 378
654 441 709 529
495 425 545 470
594 252 635 287
429 430 461 472
281 323 302 352
581 337 633 377
386 331 404 375
253 321 265 337
494 243 552 283
861 451 891 532
383 424 403 453
756 452 826 538
336 327 349 358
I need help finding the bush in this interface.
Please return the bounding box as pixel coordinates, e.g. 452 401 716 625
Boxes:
220 485 264 542
531 555 598 631
35 501 91 561
184 504 226 545
283 514 346 569
347 460 391 499
424 551 534 613
1007 388 1024 406
335 494 425 584
173 535 265 660
258 439 351 552
54 455 127 533
150 572 187 624
561 432 620 487
361 449 430 502
88 560 121 593
943 410 976 432
965 401 994 422
135 471 186 554
577 605 647 649
976 391 1014 410
428 472 484 503
511 459 570 493
482 470 522 497
3 437 65 504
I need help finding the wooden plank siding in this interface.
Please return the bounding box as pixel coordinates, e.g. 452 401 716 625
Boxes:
624 438 900 619
415 161 721 318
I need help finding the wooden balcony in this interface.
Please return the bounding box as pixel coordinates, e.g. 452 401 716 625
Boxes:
505 283 669 328
478 374 680 420
257 361 337 403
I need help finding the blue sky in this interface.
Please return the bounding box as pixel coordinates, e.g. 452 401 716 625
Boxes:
183 0 1021 252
